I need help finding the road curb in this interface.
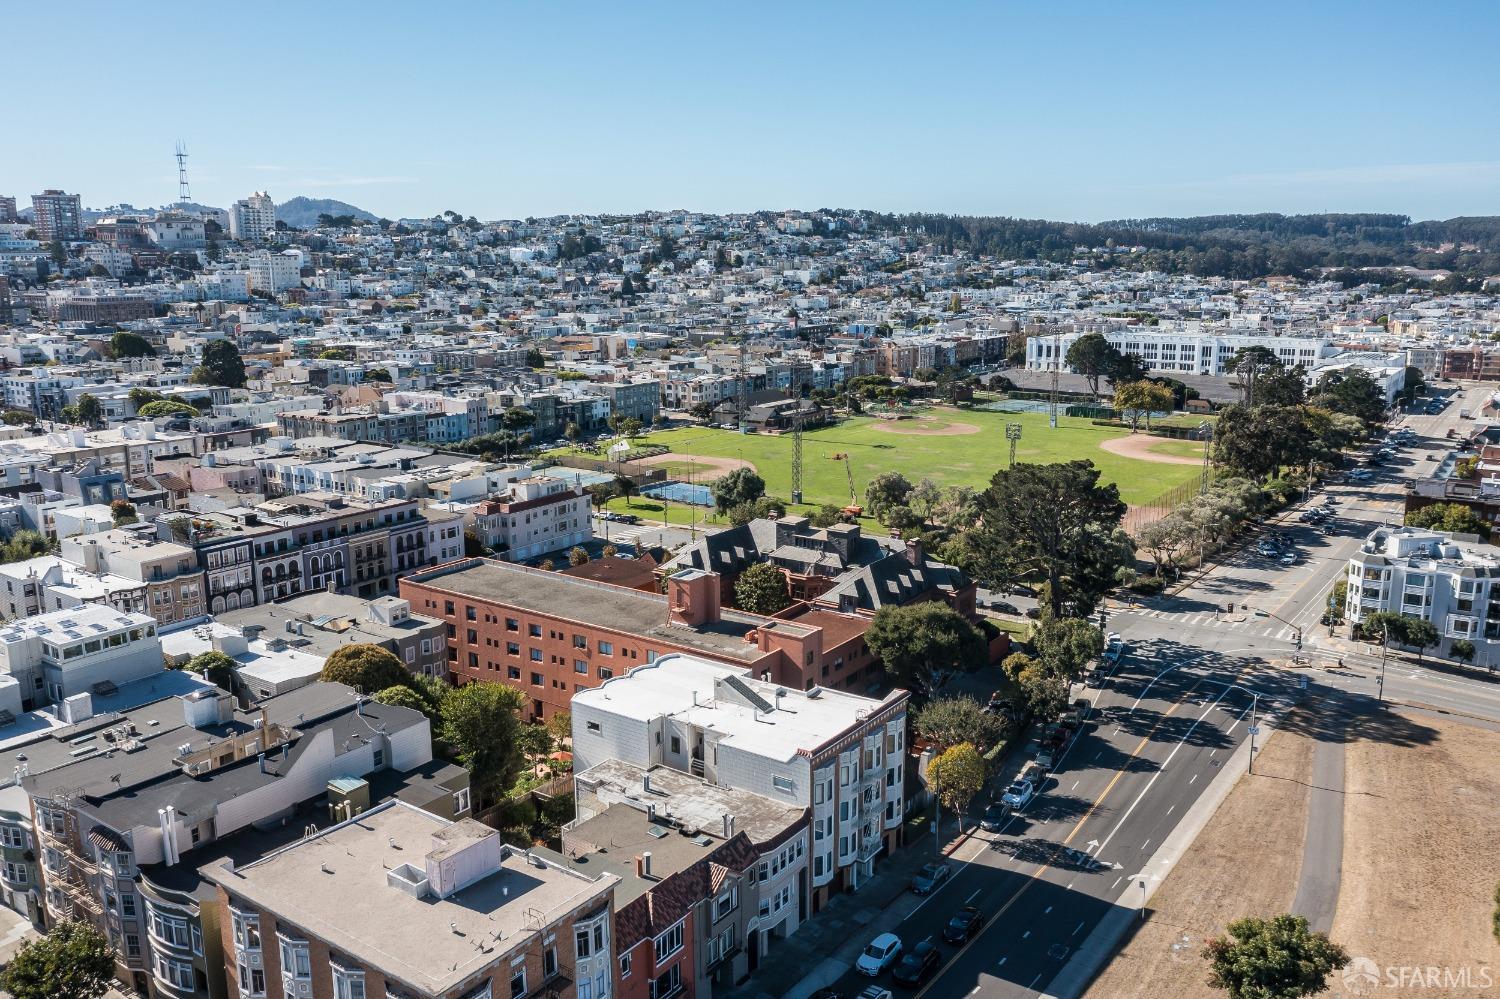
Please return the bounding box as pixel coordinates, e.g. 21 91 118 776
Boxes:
1039 711 1273 999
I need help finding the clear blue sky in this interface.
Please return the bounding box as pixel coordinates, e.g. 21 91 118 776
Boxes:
9 1 1499 222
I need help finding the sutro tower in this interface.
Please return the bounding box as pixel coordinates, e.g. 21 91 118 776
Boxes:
174 141 192 205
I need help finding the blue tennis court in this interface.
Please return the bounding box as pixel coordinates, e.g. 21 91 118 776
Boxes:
641 480 714 506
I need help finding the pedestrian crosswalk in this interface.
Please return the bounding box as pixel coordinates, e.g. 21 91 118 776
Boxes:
1120 608 1303 643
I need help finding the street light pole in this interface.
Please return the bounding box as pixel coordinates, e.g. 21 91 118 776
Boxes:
1247 689 1260 775
1377 622 1389 705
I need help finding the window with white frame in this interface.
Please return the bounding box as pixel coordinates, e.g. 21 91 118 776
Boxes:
278 936 312 981
0 825 24 848
237 957 266 998
149 909 192 949
713 883 738 920
619 951 632 978
153 954 195 991
231 909 261 951
509 965 527 998
332 965 366 999
653 919 684 962
453 787 471 814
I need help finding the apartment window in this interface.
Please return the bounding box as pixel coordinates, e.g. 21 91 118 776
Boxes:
149 910 192 949
619 952 632 978
528 623 542 637
650 965 681 999
544 946 558 977
231 909 261 951
773 775 795 794
125 934 141 959
278 936 312 980
238 959 266 997
669 735 681 754
574 659 588 674
509 967 527 999
506 618 519 631
653 919 685 962
154 955 195 991
508 666 521 680
507 642 520 656
453 787 471 814
0 825 24 848
530 672 543 686
467 629 478 645
598 667 613 680
332 965 366 999
444 601 455 615
598 640 613 655
3 862 26 884
466 605 477 621
530 648 543 662
713 884 738 920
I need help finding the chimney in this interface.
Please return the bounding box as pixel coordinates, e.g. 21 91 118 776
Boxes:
904 537 923 567
721 813 735 838
647 803 656 822
642 851 653 878
634 854 644 878
666 568 721 627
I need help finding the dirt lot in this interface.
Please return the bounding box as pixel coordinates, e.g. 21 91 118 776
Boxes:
1083 713 1315 999
1327 712 1500 996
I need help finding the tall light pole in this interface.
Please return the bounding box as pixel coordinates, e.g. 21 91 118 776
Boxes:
1198 420 1214 495
1006 423 1023 468
1377 622 1390 705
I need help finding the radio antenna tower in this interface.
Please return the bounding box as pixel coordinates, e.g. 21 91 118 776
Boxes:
175 141 192 206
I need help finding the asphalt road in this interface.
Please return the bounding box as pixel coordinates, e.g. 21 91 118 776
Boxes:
831 381 1500 999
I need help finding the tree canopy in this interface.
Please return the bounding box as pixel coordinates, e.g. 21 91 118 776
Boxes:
0 920 116 999
713 467 766 515
109 330 155 358
865 601 986 696
967 460 1128 618
438 682 527 801
1064 333 1120 398
1404 502 1489 538
137 399 199 419
864 471 914 524
193 339 248 388
927 742 986 830
320 643 409 694
1202 914 1348 999
734 562 791 615
185 650 236 690
913 696 1004 751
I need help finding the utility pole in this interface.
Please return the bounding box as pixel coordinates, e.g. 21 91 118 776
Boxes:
1049 325 1061 430
1377 622 1389 704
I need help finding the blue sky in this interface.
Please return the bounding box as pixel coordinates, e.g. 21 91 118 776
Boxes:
8 1 1499 221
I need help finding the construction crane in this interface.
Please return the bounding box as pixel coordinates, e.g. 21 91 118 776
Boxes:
828 453 862 519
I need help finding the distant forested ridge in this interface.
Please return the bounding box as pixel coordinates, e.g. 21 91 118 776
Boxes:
865 212 1500 284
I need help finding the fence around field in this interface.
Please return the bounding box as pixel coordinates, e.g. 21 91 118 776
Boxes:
641 480 714 506
1123 471 1214 535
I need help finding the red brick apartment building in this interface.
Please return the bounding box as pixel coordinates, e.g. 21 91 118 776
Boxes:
399 560 883 720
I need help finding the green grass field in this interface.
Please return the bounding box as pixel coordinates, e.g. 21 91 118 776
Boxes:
1142 437 1208 459
576 407 1202 510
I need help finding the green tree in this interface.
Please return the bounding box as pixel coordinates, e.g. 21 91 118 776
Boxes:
864 471 914 522
319 347 353 361
439 682 526 802
1 410 32 426
1225 346 1283 406
1325 578 1347 623
617 417 642 439
185 650 237 690
110 499 138 526
567 546 590 567
372 683 439 721
1201 914 1348 999
866 601 986 697
1404 502 1489 538
808 504 845 528
1016 657 1072 721
1308 368 1386 427
1399 366 1427 403
1451 639 1476 665
0 919 116 999
110 330 155 358
907 477 942 523
914 696 1004 751
734 562 791 615
612 474 637 509
1213 405 1315 482
73 393 102 429
49 240 68 270
137 400 200 419
1256 364 1309 407
1401 617 1440 663
320 643 409 694
1032 616 1105 681
713 467 766 515
364 367 392 383
1 530 49 564
1114 380 1175 431
928 742 986 832
1063 332 1122 398
525 348 546 368
128 387 166 408
968 460 1127 619
193 339 248 388
501 406 536 435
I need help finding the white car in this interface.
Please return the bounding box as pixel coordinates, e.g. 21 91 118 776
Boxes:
1001 778 1037 810
856 933 903 976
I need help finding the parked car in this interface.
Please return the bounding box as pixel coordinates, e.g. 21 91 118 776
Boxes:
1001 778 1037 810
856 934 903 976
911 862 952 895
810 990 845 999
1279 553 1297 566
891 939 941 988
857 989 894 999
943 906 985 944
980 800 1009 832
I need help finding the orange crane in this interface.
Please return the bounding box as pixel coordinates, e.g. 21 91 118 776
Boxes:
828 453 863 518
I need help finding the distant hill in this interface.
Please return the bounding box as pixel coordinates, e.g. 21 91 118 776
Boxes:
275 196 379 228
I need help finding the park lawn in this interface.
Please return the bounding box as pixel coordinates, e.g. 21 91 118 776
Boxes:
616 407 1200 508
1156 412 1220 429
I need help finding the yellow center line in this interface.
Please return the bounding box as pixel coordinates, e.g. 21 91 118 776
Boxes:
914 677 1206 996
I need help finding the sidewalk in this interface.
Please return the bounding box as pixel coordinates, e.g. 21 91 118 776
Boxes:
724 712 1065 999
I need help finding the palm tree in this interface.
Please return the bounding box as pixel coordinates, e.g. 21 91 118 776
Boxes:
613 475 637 509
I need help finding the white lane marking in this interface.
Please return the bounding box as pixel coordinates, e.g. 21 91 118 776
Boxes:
1030 973 1043 989
997 957 1008 968
1166 805 1175 816
1073 921 1086 936
1022 930 1031 939
1044 906 1052 914
1071 780 1080 791
1189 773 1198 785
1111 876 1122 890
1141 839 1151 851
965 889 980 903
1093 686 1231 858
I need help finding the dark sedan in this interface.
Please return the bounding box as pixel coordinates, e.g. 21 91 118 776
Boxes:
942 906 984 944
891 939 941 988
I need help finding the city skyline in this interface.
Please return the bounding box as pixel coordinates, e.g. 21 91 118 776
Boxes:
7 1 1500 221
